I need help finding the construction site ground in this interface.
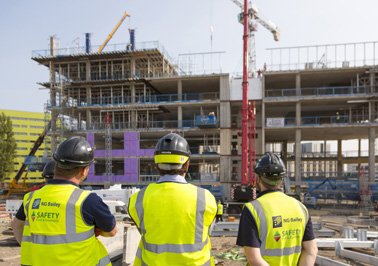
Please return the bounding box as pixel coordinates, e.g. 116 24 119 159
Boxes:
0 206 377 266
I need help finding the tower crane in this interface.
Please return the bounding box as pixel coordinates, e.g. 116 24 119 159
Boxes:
98 11 131 53
230 0 280 76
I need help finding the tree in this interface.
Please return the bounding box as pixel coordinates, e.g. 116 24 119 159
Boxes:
0 112 16 181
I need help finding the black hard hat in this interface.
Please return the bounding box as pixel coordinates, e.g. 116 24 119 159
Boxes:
42 160 55 179
254 152 286 185
154 133 190 169
53 136 95 168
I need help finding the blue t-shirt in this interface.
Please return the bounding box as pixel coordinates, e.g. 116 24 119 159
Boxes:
16 179 116 232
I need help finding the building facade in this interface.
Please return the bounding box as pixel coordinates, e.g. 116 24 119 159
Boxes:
0 109 50 183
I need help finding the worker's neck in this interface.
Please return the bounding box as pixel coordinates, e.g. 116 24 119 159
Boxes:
53 176 81 185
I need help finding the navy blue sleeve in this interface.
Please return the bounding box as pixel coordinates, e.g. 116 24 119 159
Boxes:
82 193 116 232
236 207 261 247
15 203 26 221
303 215 315 241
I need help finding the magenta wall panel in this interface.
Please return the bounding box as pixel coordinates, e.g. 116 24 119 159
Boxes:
94 150 106 157
145 149 155 156
130 141 138 156
124 132 130 141
87 133 94 142
130 132 138 141
130 174 138 182
124 158 130 174
112 150 123 157
130 158 138 173
123 142 129 156
89 165 95 174
87 175 103 182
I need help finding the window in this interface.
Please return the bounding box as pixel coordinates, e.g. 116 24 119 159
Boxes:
14 132 27 135
30 133 40 136
30 126 44 129
16 147 28 150
12 125 20 127
21 125 27 128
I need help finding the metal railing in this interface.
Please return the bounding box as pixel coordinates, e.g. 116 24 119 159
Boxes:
47 92 220 108
265 85 376 98
32 41 175 63
86 120 197 131
267 41 378 71
266 115 378 127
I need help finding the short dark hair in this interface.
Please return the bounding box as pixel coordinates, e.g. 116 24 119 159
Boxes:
54 164 86 179
156 161 188 176
259 176 282 189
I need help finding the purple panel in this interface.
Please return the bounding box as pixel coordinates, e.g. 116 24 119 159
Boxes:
130 132 138 141
124 132 131 141
87 133 94 142
130 141 138 156
138 149 145 156
130 158 138 174
112 150 123 157
88 165 95 174
124 158 130 174
87 175 102 182
145 149 155 156
94 150 106 157
129 173 138 182
123 141 130 156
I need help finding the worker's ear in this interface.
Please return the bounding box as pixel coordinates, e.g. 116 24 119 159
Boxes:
80 166 89 180
185 160 190 171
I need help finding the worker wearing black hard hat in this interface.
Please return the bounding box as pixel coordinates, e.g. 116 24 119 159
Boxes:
129 133 217 265
12 136 117 266
237 152 318 266
30 160 56 192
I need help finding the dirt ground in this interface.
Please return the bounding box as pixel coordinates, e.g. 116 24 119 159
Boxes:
1 207 377 266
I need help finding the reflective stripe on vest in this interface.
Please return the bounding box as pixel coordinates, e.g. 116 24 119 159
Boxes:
96 254 111 266
24 188 94 245
248 198 306 257
135 186 207 254
136 247 212 266
21 192 34 243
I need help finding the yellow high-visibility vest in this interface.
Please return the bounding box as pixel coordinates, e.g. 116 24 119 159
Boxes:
129 182 217 266
217 203 223 215
21 184 111 266
244 191 308 266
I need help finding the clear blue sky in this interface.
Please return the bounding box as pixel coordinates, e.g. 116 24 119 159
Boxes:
1 0 378 113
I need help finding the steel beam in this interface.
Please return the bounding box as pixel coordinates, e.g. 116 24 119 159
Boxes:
315 255 351 266
316 239 374 248
335 241 378 265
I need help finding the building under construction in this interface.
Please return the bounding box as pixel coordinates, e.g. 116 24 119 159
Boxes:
31 37 378 203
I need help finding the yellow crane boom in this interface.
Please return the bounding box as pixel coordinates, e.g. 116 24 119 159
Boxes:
98 11 131 53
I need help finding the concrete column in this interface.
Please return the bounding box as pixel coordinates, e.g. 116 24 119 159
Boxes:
86 62 91 81
178 106 182 128
49 61 58 153
296 102 301 126
130 59 136 78
370 72 375 93
178 80 182 101
337 139 343 175
295 129 301 194
368 127 376 182
369 101 372 122
131 85 135 103
295 73 301 96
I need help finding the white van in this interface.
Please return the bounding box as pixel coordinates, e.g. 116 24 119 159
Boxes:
103 200 131 222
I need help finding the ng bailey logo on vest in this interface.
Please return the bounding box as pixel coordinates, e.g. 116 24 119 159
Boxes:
272 215 282 228
32 199 41 209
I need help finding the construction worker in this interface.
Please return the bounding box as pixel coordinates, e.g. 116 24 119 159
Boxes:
236 152 318 266
216 200 224 222
128 133 217 265
336 112 341 123
30 159 55 192
12 136 117 266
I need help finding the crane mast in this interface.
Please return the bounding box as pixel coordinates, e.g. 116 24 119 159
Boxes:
231 0 280 194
